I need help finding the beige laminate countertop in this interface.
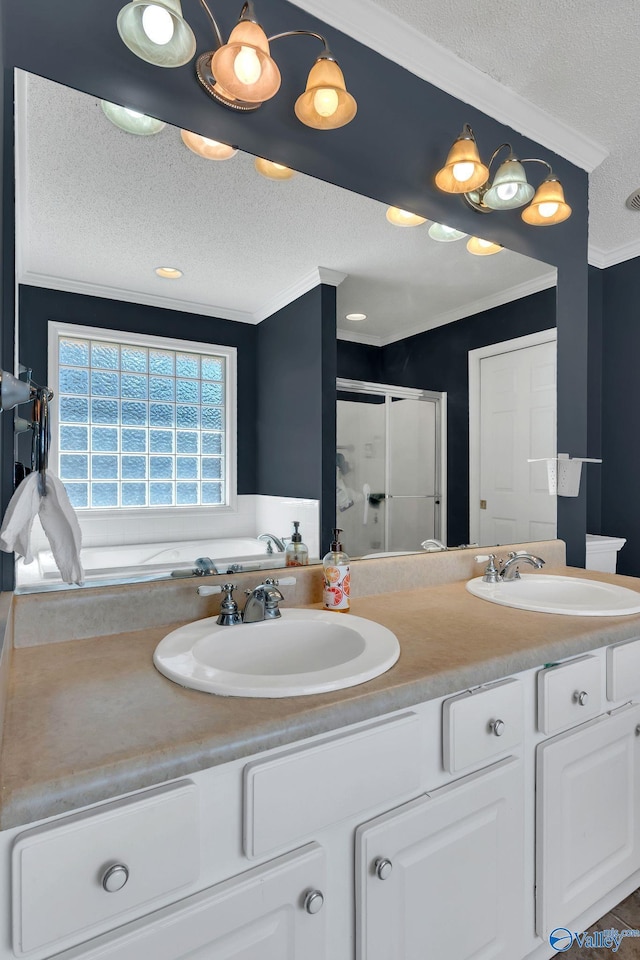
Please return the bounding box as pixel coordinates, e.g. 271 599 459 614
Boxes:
2 566 640 831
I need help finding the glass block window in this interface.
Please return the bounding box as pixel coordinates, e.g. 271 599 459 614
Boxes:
52 326 233 510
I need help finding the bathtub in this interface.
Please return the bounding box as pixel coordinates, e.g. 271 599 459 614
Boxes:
16 537 285 589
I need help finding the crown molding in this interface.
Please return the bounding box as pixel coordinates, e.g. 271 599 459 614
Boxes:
337 271 557 348
18 271 257 324
337 327 384 346
588 238 640 270
255 266 346 322
290 0 608 173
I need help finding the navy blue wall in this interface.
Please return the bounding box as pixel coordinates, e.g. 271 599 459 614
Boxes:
601 256 640 576
338 288 557 545
587 266 604 535
1 0 591 567
19 285 258 494
257 284 336 552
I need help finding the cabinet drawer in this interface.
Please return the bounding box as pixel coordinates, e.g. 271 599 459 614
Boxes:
244 713 422 859
12 781 200 958
442 678 524 773
607 637 640 701
537 655 602 733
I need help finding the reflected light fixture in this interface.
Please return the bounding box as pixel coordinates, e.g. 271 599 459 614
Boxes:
428 223 466 242
435 125 572 226
155 266 183 278
466 237 503 256
116 0 357 130
101 100 165 135
254 157 296 180
386 207 427 227
345 313 367 321
180 130 237 160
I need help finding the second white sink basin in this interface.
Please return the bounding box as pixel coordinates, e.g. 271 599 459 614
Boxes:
154 609 400 697
466 574 640 616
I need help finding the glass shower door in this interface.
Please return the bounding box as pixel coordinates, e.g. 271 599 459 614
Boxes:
336 381 445 557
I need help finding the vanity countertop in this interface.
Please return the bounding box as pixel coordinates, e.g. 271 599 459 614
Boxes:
2 565 640 830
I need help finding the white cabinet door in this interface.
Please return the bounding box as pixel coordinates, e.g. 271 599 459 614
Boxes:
356 756 524 960
57 843 327 960
536 703 640 939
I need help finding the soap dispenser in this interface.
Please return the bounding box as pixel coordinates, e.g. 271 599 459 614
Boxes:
323 528 350 612
285 521 309 567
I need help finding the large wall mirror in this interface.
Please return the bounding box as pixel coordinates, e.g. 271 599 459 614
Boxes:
14 70 557 590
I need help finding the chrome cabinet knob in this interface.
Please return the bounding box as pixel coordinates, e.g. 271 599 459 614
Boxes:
489 719 505 737
375 858 393 880
101 863 129 893
574 690 589 706
304 890 324 914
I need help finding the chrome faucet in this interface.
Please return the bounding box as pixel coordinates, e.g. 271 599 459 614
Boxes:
421 538 447 552
475 551 545 583
499 551 545 581
243 578 285 623
257 533 286 554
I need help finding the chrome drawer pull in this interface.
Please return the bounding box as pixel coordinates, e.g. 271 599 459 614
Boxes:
574 690 589 707
489 719 505 737
375 858 393 880
101 863 129 893
304 890 324 914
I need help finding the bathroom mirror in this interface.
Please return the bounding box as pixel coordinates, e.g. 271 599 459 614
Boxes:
13 70 557 589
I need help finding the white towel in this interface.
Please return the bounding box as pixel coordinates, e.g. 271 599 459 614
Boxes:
0 473 41 563
39 474 84 585
0 472 84 584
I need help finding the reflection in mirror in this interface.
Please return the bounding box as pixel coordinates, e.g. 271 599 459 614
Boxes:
14 70 557 590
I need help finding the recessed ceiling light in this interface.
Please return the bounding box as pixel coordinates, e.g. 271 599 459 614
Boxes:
346 313 367 321
155 266 183 279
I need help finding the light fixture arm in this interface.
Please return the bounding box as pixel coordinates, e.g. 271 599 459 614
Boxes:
487 142 513 170
520 158 554 180
197 0 224 49
267 29 331 57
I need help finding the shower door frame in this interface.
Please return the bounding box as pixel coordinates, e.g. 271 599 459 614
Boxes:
337 378 447 551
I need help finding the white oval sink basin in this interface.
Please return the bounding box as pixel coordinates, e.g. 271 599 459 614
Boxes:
466 574 640 616
153 609 400 697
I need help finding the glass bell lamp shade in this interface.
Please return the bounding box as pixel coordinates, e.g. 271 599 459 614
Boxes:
386 207 427 227
210 20 281 104
428 222 466 242
435 130 489 194
117 0 196 67
294 58 357 130
466 236 503 256
101 101 166 135
483 159 535 210
254 157 296 180
180 130 237 160
521 177 572 225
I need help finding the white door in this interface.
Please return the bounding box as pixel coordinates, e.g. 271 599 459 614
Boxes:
536 703 640 939
59 843 327 960
470 333 556 545
356 756 524 960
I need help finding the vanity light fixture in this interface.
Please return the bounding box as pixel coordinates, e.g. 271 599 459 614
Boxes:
155 266 183 278
385 207 427 227
466 237 503 256
254 157 296 180
436 125 572 226
116 0 357 130
100 100 166 135
428 223 466 242
180 130 237 160
345 313 367 321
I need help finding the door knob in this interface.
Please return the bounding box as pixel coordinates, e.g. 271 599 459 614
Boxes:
375 857 393 880
304 890 324 914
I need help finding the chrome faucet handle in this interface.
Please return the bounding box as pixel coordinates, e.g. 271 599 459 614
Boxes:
217 583 242 626
474 554 502 584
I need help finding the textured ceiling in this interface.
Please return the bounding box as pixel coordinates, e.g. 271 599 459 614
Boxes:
18 73 554 344
368 0 640 262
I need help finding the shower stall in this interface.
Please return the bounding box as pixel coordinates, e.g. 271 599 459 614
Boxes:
336 379 446 558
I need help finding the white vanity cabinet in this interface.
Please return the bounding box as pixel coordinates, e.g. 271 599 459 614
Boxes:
50 842 327 960
536 657 640 942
